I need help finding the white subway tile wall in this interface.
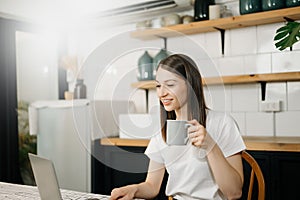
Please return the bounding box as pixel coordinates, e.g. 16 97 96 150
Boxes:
257 22 284 53
287 81 300 111
217 56 244 76
265 82 287 111
272 51 300 73
78 15 300 137
244 54 272 74
148 89 160 114
197 58 220 78
275 111 300 136
197 22 300 136
145 22 300 136
204 31 222 58
231 84 260 112
245 112 274 136
230 26 257 56
224 29 231 57
204 85 232 111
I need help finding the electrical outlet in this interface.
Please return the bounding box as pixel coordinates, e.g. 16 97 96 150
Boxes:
260 100 281 112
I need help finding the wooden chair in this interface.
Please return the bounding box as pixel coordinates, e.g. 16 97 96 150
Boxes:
241 151 265 200
168 151 265 200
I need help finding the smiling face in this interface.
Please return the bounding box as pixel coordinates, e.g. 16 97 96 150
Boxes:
156 67 188 118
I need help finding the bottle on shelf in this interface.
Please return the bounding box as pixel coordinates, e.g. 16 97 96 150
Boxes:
74 79 87 99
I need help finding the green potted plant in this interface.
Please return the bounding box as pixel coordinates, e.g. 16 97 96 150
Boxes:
274 21 300 51
17 101 37 185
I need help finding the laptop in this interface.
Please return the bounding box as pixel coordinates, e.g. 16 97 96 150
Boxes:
28 153 109 200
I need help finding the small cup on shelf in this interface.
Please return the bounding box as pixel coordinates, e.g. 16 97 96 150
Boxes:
209 5 221 20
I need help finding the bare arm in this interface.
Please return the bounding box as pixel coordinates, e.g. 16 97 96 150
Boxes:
207 143 244 200
188 119 244 200
110 160 165 200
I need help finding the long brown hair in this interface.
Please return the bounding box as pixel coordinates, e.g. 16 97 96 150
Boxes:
157 54 208 140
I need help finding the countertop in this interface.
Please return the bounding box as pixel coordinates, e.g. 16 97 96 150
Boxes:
0 181 110 199
100 136 300 152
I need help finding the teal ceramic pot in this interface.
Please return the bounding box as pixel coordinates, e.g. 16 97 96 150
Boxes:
138 51 153 81
240 0 262 14
286 0 300 7
152 49 169 79
262 0 285 11
194 0 215 21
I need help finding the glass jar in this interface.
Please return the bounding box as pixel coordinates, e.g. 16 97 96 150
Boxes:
262 0 285 11
137 51 153 81
74 79 87 99
240 0 262 15
194 0 215 21
286 0 300 7
221 5 233 18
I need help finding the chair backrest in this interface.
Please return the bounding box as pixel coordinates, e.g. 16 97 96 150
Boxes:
241 151 265 200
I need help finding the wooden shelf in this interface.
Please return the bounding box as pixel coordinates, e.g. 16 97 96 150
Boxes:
131 72 300 89
100 137 300 152
101 137 149 147
243 136 300 152
131 7 300 40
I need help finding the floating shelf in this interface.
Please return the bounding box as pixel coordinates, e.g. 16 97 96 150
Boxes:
131 7 300 40
131 72 300 89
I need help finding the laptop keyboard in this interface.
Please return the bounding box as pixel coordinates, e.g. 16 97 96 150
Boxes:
0 182 110 200
62 189 110 200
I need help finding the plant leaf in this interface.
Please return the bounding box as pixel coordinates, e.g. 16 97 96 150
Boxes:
274 22 300 51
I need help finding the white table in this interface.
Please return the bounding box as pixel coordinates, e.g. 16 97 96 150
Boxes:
0 182 110 199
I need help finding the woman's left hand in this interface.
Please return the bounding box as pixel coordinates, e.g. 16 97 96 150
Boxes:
187 119 207 148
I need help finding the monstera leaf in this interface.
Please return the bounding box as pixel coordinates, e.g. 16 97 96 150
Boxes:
274 22 300 51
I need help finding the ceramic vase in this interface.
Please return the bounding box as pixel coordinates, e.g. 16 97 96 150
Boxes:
194 0 215 21
240 0 262 14
137 51 153 81
152 49 169 79
286 0 300 7
262 0 285 11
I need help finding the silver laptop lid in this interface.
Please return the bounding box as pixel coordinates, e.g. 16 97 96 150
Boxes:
28 153 62 200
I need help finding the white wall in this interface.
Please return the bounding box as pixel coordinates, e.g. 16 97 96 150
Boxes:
186 21 300 137
16 31 59 103
67 10 300 137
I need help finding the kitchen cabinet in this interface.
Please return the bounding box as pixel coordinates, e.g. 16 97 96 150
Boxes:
91 139 168 199
92 137 300 200
248 151 300 200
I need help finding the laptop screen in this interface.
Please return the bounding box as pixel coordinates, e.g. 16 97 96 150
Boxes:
28 153 62 200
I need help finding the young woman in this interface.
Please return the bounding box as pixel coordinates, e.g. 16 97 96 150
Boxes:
110 54 246 200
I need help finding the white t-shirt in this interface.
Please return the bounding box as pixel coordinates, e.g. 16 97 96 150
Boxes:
145 110 246 200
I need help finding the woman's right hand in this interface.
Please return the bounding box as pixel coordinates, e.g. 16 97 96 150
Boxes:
110 184 138 200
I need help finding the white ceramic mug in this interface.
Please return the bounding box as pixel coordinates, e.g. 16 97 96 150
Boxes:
209 5 221 20
166 120 191 145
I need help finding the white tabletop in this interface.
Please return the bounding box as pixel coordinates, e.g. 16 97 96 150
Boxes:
0 182 110 200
